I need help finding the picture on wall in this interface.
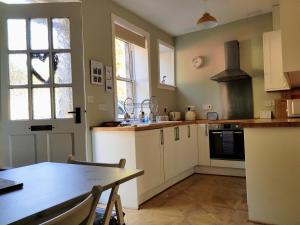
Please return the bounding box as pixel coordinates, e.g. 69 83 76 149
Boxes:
90 60 104 85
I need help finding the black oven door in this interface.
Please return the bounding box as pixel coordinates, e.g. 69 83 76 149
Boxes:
209 130 245 160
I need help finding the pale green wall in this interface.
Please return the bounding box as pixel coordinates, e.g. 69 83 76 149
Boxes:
175 14 280 119
81 0 176 159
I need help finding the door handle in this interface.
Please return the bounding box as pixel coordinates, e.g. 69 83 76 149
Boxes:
68 107 81 124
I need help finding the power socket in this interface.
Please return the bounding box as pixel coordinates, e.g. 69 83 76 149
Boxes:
202 104 213 111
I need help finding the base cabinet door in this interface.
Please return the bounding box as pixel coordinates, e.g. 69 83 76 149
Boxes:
163 127 178 181
136 129 164 195
198 124 211 166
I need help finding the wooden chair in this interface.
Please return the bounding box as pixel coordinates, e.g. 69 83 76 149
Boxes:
67 155 126 225
41 185 102 225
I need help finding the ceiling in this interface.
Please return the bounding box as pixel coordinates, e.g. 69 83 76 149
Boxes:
112 0 279 36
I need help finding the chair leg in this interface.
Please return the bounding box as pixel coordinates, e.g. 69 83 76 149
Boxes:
115 194 125 225
103 186 118 225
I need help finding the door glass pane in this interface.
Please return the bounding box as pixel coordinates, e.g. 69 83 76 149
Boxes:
9 54 28 85
33 88 51 119
55 87 73 119
53 53 72 84
30 18 49 50
10 89 29 120
31 53 50 85
115 39 131 79
52 18 70 49
7 19 27 50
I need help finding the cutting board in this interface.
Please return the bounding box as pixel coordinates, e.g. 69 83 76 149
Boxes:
0 178 23 194
274 99 287 118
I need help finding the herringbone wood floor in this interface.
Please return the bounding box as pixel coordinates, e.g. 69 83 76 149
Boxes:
124 174 264 225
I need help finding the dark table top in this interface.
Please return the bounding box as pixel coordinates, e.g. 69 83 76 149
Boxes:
0 162 144 225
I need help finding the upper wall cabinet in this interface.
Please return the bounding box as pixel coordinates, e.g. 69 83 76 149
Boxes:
280 0 300 72
263 30 290 91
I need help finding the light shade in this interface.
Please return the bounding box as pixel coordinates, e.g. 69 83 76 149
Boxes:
197 12 218 29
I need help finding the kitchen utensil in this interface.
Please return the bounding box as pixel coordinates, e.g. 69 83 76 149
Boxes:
207 112 218 120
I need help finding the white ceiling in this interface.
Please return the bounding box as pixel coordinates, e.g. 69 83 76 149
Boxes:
112 0 279 36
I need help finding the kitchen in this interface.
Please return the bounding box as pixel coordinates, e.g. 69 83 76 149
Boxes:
0 0 299 225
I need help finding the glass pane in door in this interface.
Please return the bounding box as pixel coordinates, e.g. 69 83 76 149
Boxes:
53 53 72 84
52 18 70 49
31 53 50 85
9 54 28 86
30 18 49 50
7 19 27 50
10 89 29 120
55 87 73 119
33 88 51 119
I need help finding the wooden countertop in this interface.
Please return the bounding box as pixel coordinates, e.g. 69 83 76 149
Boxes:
91 118 300 131
241 118 300 128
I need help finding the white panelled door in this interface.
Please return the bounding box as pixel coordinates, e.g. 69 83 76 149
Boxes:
0 3 86 167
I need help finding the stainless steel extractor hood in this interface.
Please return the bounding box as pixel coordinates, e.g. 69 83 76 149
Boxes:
211 40 251 82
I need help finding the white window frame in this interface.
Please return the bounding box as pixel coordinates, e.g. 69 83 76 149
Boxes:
157 39 176 91
111 14 152 120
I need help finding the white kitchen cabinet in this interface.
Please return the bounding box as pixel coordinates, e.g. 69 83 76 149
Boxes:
180 125 198 171
135 129 164 196
163 126 179 180
92 124 197 208
263 30 290 91
197 124 210 166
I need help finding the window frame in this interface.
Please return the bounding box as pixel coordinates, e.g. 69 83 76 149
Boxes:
157 39 176 91
115 38 136 119
7 17 73 121
111 14 152 120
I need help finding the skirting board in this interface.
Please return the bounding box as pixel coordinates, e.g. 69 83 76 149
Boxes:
195 165 245 177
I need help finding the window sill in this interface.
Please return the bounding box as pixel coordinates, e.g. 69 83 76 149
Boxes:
158 84 176 91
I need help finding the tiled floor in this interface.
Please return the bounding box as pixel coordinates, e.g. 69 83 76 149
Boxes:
124 174 263 225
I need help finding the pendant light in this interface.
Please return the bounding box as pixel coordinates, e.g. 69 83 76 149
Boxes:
197 0 218 29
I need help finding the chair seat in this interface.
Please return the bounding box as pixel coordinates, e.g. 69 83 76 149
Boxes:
93 208 125 225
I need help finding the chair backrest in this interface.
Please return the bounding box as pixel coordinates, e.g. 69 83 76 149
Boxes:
67 155 126 169
40 186 102 225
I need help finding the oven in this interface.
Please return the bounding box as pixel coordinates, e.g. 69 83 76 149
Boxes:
209 123 245 161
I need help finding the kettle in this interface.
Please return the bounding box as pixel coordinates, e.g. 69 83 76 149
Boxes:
185 106 196 121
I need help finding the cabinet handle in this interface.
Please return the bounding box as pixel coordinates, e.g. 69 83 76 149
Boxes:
188 125 191 138
160 129 164 145
177 127 180 141
205 124 208 136
174 127 177 141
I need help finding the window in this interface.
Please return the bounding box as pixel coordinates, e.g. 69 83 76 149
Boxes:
115 38 135 119
158 41 175 88
113 18 150 120
7 18 73 120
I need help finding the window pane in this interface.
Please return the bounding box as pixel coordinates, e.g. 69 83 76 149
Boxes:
53 53 72 84
159 43 175 86
55 87 73 119
33 88 51 119
117 80 133 103
30 18 49 50
9 54 28 85
7 19 27 50
52 18 70 49
115 39 131 79
31 53 50 85
10 89 29 120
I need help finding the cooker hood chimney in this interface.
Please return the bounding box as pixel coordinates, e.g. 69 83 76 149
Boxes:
211 40 251 82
